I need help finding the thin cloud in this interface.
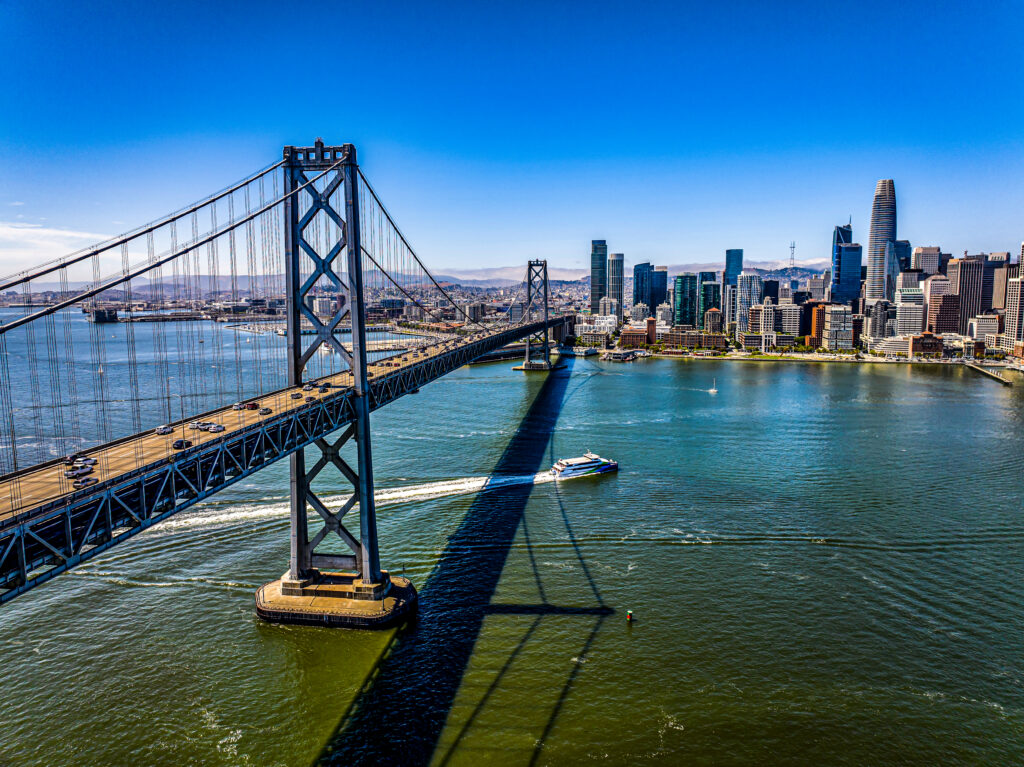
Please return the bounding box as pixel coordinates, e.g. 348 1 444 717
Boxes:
0 221 113 279
8 201 24 206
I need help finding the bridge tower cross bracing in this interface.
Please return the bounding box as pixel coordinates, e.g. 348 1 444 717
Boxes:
258 139 416 628
522 260 552 370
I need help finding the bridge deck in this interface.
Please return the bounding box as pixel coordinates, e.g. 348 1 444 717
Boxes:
0 334 478 520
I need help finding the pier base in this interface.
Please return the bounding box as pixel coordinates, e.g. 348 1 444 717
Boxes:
255 569 417 628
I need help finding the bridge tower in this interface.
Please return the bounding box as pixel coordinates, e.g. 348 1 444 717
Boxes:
256 140 416 628
521 259 552 370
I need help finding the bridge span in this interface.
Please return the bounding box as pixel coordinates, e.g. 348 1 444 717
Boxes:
0 140 569 623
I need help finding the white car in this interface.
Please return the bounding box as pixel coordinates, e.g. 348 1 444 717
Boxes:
207 424 225 433
154 425 174 435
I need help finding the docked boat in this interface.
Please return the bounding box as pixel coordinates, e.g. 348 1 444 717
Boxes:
551 452 618 480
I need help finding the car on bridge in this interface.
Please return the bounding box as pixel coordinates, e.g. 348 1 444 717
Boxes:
245 402 259 410
188 421 203 430
258 407 272 415
207 424 225 433
303 384 315 391
154 425 174 435
232 402 245 410
64 467 93 479
304 396 316 403
290 392 303 400
172 438 192 450
73 457 97 467
73 477 98 490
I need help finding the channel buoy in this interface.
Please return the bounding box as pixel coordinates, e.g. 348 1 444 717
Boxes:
626 610 634 623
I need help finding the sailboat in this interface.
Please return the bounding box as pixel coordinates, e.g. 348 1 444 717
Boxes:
709 378 717 394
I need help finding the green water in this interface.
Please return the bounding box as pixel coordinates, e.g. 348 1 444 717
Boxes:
1 359 1022 765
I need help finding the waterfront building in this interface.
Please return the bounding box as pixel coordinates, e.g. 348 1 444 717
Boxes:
947 257 983 334
806 302 827 347
704 307 723 333
633 262 653 314
968 314 1000 340
736 272 763 332
607 253 624 321
722 284 737 329
911 246 941 275
823 305 854 350
590 240 607 314
663 329 729 350
921 274 951 331
698 281 721 326
895 287 925 334
866 179 897 302
927 293 960 334
597 296 619 320
1004 277 1024 347
631 302 650 320
673 273 699 327
724 249 743 288
656 302 673 325
778 302 801 335
619 327 649 348
578 330 611 348
831 228 862 305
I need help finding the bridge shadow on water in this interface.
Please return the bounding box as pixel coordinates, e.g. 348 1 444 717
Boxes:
317 357 612 766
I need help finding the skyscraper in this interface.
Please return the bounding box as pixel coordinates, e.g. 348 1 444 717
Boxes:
696 271 717 323
607 253 624 321
912 246 941 275
894 240 912 273
673 273 699 327
947 257 983 334
866 179 897 302
651 267 668 310
590 240 607 314
724 249 743 288
831 233 863 305
633 262 653 316
736 272 763 332
699 282 721 327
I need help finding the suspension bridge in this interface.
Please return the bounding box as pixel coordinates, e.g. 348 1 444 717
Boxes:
0 140 570 626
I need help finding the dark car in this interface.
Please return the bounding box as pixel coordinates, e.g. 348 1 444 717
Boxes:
62 453 83 466
290 392 303 400
317 386 328 393
304 396 316 403
244 402 259 410
172 439 192 450
258 407 272 415
73 477 98 490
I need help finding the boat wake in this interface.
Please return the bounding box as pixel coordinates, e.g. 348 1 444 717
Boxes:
152 472 555 534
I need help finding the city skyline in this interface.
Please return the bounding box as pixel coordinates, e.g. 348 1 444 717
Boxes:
2 2 1023 273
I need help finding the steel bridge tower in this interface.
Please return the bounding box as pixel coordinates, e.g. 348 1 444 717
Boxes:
522 260 551 370
257 140 416 628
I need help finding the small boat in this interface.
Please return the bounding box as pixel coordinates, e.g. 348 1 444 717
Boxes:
709 378 717 394
551 451 618 480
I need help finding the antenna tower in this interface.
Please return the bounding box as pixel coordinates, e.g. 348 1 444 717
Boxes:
789 241 796 270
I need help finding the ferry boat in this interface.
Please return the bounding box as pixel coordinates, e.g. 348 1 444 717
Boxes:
551 452 618 480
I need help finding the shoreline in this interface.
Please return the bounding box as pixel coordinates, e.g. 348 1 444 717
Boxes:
641 352 1016 370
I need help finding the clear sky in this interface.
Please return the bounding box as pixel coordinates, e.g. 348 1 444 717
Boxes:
1 0 1022 274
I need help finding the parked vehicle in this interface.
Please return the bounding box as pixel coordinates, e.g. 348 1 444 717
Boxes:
172 439 192 450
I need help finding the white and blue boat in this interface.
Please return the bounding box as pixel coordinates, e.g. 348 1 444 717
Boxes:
551 452 618 480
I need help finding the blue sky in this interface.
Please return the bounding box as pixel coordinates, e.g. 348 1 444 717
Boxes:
1 0 1022 273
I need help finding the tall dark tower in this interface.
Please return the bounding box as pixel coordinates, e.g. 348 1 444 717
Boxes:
590 240 607 313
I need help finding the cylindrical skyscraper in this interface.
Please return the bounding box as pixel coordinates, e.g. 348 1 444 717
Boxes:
866 179 896 302
608 253 624 321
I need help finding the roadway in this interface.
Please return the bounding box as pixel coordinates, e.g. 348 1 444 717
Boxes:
0 330 496 521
